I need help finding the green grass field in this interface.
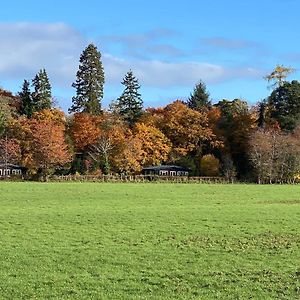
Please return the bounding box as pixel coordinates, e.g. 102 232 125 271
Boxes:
0 182 300 299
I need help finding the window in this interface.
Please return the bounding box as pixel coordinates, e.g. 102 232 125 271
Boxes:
4 169 11 176
0 169 2 176
159 170 168 176
170 171 176 176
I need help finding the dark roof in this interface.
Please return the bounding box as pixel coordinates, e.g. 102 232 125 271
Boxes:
142 165 189 171
0 163 25 169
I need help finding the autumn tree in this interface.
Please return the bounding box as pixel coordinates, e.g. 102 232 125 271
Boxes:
133 122 171 166
0 138 21 164
215 99 257 177
148 101 219 174
0 89 19 136
200 154 220 176
249 127 300 183
186 80 211 112
88 113 128 174
69 44 105 115
115 70 143 126
14 109 71 180
32 69 52 111
264 64 295 89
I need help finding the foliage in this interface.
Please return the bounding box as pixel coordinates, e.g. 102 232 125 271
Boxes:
18 80 33 118
0 138 21 164
12 110 71 179
186 80 211 112
268 80 300 131
69 44 105 115
115 70 143 125
215 99 257 177
249 127 300 183
133 122 171 166
264 64 295 89
151 100 218 161
32 69 52 111
200 154 220 176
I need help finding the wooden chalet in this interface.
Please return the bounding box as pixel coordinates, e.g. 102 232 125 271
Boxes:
142 165 189 176
0 163 26 178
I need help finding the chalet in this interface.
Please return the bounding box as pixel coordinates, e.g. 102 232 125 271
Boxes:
142 165 189 176
0 163 26 178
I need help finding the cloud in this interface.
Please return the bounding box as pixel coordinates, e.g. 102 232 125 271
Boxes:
0 22 264 95
200 37 258 50
103 54 263 87
99 29 184 59
0 22 86 86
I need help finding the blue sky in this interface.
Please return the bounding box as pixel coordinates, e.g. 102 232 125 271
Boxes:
0 0 300 111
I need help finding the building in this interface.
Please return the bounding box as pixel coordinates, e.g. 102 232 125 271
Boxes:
142 165 189 176
0 163 26 178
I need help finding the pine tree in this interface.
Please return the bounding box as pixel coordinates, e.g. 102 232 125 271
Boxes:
187 80 211 112
69 44 105 115
18 80 33 118
32 69 52 111
116 70 143 125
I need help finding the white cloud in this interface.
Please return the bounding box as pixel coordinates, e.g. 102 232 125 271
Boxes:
0 22 264 93
103 54 263 87
0 22 86 86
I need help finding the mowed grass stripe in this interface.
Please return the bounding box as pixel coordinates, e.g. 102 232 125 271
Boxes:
0 183 299 299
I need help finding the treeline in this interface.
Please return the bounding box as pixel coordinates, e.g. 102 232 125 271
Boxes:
1 45 300 183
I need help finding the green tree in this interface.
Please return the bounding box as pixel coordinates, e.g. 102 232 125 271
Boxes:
18 80 33 118
116 70 143 125
186 80 211 112
32 69 52 111
268 80 300 131
69 44 105 115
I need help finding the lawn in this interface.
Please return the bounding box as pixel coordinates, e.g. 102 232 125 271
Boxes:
0 182 299 299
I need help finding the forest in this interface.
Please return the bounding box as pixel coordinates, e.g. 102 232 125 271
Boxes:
1 44 300 183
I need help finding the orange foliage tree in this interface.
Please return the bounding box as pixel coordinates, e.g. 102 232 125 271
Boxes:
133 122 171 166
11 109 71 179
149 100 219 161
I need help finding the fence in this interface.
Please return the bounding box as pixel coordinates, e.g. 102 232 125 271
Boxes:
50 174 232 183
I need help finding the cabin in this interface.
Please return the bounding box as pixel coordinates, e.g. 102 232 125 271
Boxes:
142 165 189 176
0 163 26 178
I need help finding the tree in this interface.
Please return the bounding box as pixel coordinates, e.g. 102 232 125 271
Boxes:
32 69 52 111
115 70 143 125
186 80 211 112
16 110 71 180
0 138 21 164
69 44 105 115
264 64 295 89
200 154 220 176
151 100 218 163
133 122 171 166
214 99 257 177
88 113 128 174
0 89 19 136
18 80 33 118
268 80 300 131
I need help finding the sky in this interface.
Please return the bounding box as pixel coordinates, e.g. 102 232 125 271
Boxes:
0 0 300 111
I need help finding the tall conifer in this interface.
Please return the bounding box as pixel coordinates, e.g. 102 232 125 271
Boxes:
69 44 105 115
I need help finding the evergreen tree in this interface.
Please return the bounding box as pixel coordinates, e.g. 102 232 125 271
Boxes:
32 69 52 111
187 80 211 112
116 70 143 125
268 80 300 131
18 80 33 118
69 44 105 115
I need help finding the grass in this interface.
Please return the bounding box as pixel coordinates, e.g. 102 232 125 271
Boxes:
0 182 300 299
